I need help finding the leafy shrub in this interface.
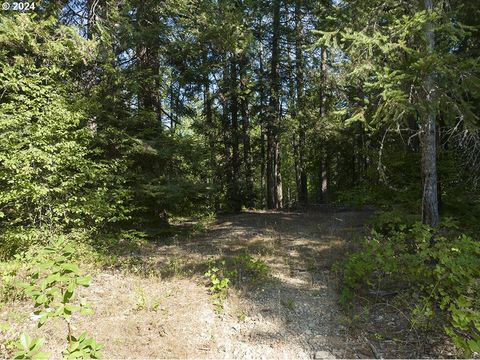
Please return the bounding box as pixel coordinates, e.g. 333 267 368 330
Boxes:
0 15 132 259
13 334 49 360
340 215 480 356
367 209 418 235
205 261 230 312
15 237 102 359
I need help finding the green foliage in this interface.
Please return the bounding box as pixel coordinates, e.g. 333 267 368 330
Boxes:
316 2 480 129
205 263 231 294
231 253 269 283
204 253 270 312
341 213 480 356
21 239 93 327
13 334 49 360
18 237 102 358
367 209 418 236
134 287 148 311
205 261 230 312
0 14 131 258
0 260 24 304
63 331 103 359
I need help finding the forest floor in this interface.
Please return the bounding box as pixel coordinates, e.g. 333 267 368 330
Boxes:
1 209 459 359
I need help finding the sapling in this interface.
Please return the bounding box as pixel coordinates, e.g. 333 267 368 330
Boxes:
15 238 102 359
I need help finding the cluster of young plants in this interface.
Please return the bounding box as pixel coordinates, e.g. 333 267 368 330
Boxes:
191 212 216 234
340 212 480 356
14 238 102 359
231 253 269 284
204 253 270 312
133 287 168 312
204 260 231 312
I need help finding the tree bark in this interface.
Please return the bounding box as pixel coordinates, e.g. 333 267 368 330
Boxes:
259 41 267 207
230 58 241 211
421 0 439 227
240 55 255 208
267 0 282 209
295 0 308 208
319 46 328 202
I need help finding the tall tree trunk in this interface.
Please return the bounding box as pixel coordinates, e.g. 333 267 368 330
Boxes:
220 56 232 210
421 0 439 227
230 58 241 211
319 46 328 202
321 150 329 202
203 58 219 210
275 141 283 208
259 41 267 207
267 128 276 209
295 0 308 208
267 0 282 209
169 80 174 129
287 35 299 206
240 55 254 208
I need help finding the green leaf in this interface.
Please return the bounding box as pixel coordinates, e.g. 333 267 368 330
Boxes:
35 294 48 305
467 339 480 353
20 333 30 350
76 275 91 286
29 337 45 353
61 263 80 273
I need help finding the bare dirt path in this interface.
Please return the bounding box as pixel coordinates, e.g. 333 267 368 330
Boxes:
1 209 374 359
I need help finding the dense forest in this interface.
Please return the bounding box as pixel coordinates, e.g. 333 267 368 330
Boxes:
1 0 479 358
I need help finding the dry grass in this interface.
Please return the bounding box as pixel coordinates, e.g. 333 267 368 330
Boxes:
2 209 376 359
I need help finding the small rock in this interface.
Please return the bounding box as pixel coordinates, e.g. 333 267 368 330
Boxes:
314 350 334 359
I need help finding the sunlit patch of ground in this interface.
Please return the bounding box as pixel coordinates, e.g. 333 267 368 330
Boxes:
8 208 457 359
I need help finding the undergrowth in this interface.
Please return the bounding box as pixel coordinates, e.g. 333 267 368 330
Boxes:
339 210 480 357
204 253 269 312
1 237 102 359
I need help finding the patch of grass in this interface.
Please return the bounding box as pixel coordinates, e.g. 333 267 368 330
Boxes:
231 253 269 284
162 256 188 278
204 253 270 313
119 256 161 278
134 288 147 311
237 310 247 322
134 288 167 312
0 261 25 306
0 322 16 358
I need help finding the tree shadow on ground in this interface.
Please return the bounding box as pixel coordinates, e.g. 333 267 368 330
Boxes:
105 209 380 358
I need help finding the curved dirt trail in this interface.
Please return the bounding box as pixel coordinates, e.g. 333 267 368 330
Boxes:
1 209 373 359
191 210 371 359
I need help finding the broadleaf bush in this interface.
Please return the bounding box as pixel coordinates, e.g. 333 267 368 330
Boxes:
15 237 102 359
340 213 480 356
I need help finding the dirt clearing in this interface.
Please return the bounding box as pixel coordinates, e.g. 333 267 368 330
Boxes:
2 209 379 359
